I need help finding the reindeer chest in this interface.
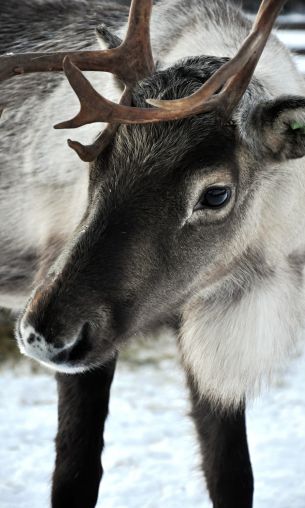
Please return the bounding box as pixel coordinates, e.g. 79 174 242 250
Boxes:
180 255 305 407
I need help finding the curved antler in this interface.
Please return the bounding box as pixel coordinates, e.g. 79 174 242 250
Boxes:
148 0 287 117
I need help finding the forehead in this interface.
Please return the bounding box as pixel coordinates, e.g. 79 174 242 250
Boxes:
93 115 237 189
92 57 240 192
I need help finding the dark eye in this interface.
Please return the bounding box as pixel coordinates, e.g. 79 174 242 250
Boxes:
194 187 231 211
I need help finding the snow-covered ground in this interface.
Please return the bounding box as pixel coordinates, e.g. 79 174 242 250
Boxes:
2 334 305 508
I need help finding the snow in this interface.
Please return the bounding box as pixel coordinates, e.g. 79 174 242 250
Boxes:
2 336 305 508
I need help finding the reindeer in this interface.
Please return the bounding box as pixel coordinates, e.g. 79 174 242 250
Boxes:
1 0 305 506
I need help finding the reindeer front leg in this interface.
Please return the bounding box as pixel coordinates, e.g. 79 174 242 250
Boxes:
51 357 117 508
187 375 254 508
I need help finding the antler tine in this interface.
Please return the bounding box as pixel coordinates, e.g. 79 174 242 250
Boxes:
0 49 124 84
54 57 117 129
121 0 155 82
219 0 287 117
64 88 132 162
147 0 287 117
67 124 118 162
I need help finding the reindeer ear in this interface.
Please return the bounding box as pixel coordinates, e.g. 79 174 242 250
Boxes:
95 24 125 92
244 96 305 161
96 24 122 50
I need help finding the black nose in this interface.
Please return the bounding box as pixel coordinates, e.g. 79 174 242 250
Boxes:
51 322 92 365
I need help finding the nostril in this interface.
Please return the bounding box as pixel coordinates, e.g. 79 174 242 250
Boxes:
27 333 40 344
51 322 92 365
79 322 90 343
68 322 92 361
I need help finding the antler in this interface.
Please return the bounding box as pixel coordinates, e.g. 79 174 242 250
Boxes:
0 0 287 161
148 0 287 117
0 0 154 161
54 0 288 131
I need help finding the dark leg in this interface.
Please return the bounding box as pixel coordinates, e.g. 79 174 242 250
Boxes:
51 357 117 508
187 375 253 508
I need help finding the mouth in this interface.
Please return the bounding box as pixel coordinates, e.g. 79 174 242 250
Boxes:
17 316 118 374
17 321 94 374
44 333 116 374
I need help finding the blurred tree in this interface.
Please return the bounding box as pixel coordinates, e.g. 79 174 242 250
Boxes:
0 309 17 361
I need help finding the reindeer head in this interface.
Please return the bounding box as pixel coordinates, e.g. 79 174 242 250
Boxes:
2 0 305 375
